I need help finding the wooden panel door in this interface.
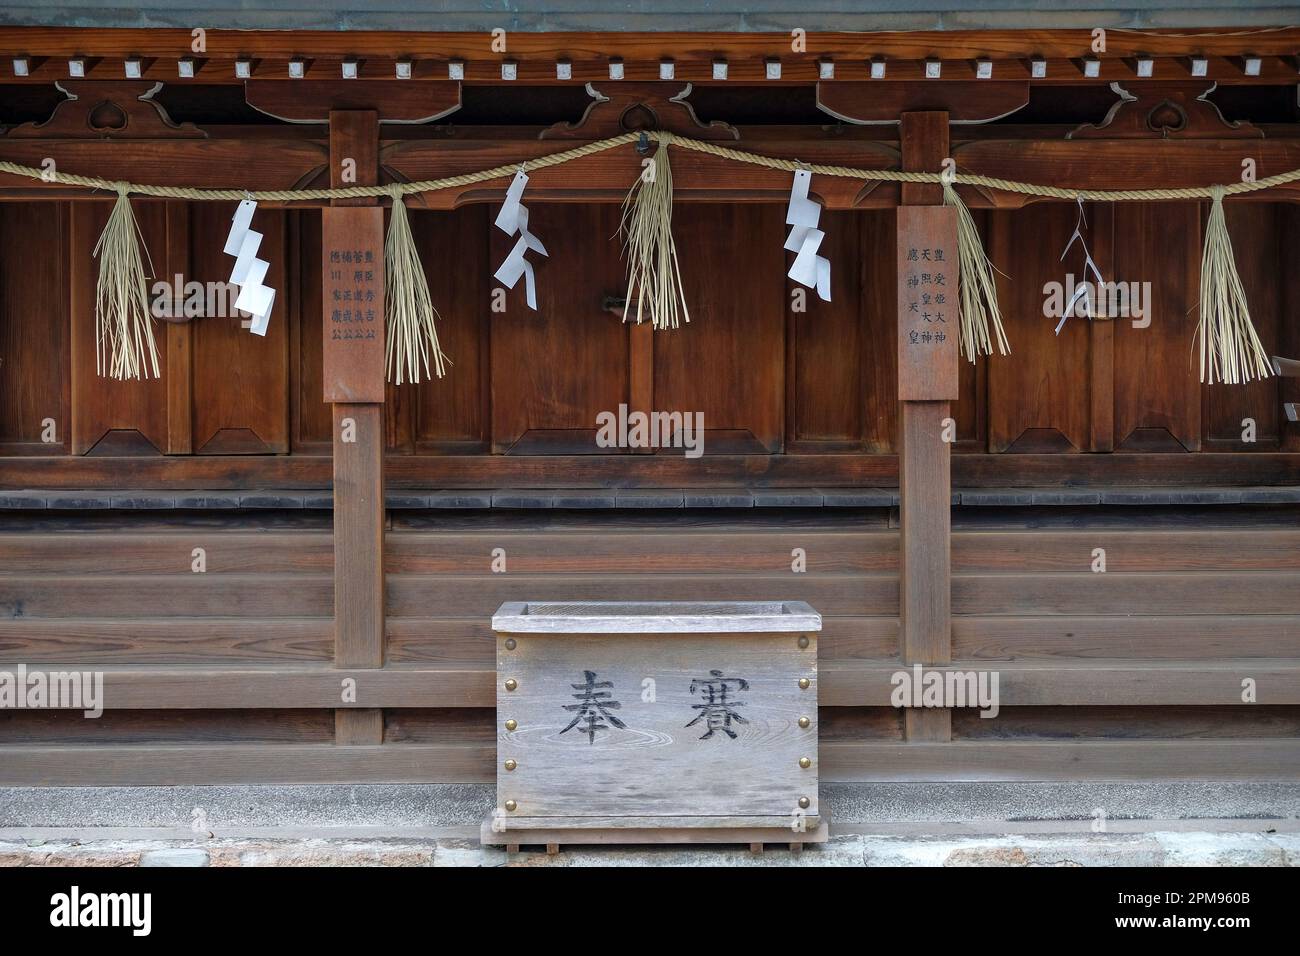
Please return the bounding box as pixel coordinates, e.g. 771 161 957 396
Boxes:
1113 202 1201 452
987 204 1091 453
489 203 628 454
413 205 491 454
190 202 290 454
70 200 173 456
0 202 69 455
655 203 786 453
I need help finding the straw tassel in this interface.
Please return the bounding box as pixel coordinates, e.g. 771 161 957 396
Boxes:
384 192 450 385
92 185 160 380
1198 185 1271 385
943 181 1009 363
620 132 690 330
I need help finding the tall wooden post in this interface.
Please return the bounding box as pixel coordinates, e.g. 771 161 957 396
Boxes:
898 111 954 742
325 110 386 745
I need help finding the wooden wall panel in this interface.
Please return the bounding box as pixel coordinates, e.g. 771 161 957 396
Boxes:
0 201 68 455
292 210 332 451
987 204 1091 453
1113 202 1201 451
655 203 786 453
787 211 864 449
1203 203 1280 449
413 205 490 453
1284 205 1300 453
490 203 628 453
190 202 290 454
70 200 172 455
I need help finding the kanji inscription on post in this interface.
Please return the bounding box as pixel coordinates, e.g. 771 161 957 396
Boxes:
897 205 959 401
322 206 385 403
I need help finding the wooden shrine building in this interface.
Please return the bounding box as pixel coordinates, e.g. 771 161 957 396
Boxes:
0 2 1299 791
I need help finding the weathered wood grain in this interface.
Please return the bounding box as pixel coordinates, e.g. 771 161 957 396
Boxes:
495 632 818 823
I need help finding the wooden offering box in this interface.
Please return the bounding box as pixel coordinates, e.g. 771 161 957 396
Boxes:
483 601 825 851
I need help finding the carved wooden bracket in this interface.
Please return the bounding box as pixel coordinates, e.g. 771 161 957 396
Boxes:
540 82 739 140
1068 82 1261 139
245 79 462 124
6 81 206 138
817 81 1029 125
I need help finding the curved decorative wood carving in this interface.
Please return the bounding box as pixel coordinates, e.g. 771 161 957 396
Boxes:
1068 82 1261 139
6 81 206 139
817 81 1029 125
540 82 739 140
245 79 461 124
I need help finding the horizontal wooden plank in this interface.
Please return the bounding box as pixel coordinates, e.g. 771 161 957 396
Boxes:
3 738 1295 786
388 573 895 618
8 27 1300 64
953 615 1300 660
0 618 332 663
0 575 333 617
387 616 900 664
0 533 333 574
7 661 1293 710
3 453 1300 490
1 665 493 709
818 661 1300 707
0 744 493 785
820 740 1300 782
952 572 1300 616
951 530 1300 573
385 531 896 574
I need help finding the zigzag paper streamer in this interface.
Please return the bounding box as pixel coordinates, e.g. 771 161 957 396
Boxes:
223 199 276 336
784 169 831 302
493 170 548 310
1056 198 1105 335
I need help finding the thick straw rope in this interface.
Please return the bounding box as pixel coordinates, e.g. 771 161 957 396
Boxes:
2 130 1297 202
8 130 1288 383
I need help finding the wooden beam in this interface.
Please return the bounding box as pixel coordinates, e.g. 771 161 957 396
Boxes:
820 739 1300 782
898 111 954 743
2 738 1295 786
13 660 1293 710
326 110 386 746
2 27 1298 86
4 450 1300 489
0 743 491 786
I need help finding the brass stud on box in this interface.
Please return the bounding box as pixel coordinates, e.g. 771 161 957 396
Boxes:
799 757 812 769
798 716 811 729
504 759 517 771
504 638 517 651
798 635 809 648
504 719 517 731
798 677 810 690
504 678 517 692
504 800 517 812
798 796 811 809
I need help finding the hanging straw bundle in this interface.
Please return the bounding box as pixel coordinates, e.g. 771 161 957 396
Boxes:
384 192 450 385
1198 186 1271 385
92 186 160 380
619 132 690 330
943 181 1009 363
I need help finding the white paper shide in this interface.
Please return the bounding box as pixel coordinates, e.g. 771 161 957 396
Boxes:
223 199 277 336
785 169 831 302
493 169 548 310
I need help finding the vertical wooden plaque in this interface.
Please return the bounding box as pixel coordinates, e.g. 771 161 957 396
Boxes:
897 205 959 401
322 206 385 403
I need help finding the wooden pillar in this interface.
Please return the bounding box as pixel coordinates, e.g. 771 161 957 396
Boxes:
898 112 954 742
325 110 386 745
